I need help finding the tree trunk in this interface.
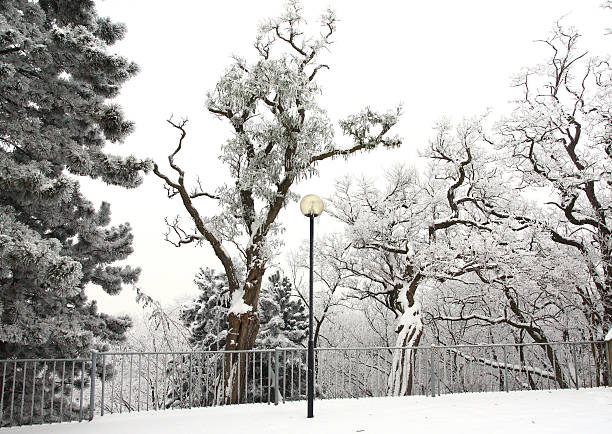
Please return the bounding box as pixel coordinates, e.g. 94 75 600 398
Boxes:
218 269 264 404
387 302 423 396
217 311 260 404
600 234 612 331
544 344 569 389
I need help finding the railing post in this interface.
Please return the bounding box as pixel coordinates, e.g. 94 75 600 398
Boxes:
267 351 272 404
605 335 612 387
430 345 436 397
89 350 97 421
570 343 579 390
274 348 280 406
100 353 106 416
436 348 441 395
189 353 193 409
502 346 509 393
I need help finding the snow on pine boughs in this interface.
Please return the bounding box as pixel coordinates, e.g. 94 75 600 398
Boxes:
257 271 307 348
180 268 231 352
1 2 146 424
182 268 307 351
0 0 148 351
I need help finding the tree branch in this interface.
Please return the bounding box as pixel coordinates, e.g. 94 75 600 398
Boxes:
152 122 240 292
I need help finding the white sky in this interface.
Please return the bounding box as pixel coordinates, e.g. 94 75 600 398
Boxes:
86 0 610 315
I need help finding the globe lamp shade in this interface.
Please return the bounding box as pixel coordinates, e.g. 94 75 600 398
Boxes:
300 194 324 217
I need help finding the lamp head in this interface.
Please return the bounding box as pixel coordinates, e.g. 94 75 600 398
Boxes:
300 194 324 217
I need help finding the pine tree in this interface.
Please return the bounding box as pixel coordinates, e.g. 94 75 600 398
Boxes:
169 269 228 408
182 269 307 351
0 0 148 424
258 271 307 349
180 269 230 352
257 271 308 402
178 269 308 406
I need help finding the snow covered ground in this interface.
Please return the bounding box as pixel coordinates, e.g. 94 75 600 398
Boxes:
6 388 612 434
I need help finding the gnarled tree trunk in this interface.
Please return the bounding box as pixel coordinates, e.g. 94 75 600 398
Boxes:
218 268 264 404
218 311 260 404
387 301 423 396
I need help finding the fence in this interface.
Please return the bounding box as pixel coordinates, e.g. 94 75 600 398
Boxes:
1 341 610 427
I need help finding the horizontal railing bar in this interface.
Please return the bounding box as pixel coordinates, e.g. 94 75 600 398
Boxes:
2 341 601 363
99 349 276 357
312 341 604 351
0 358 90 363
429 341 604 349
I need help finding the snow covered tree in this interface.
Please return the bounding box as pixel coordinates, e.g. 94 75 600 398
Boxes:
0 0 149 357
182 269 307 350
396 24 612 391
152 0 400 403
177 269 307 406
325 119 521 395
425 23 612 389
159 270 231 408
181 269 230 352
426 220 592 389
0 0 149 424
391 23 612 391
257 271 307 348
497 24 612 339
256 271 308 402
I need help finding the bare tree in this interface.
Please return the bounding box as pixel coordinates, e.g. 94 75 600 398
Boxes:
421 24 612 388
498 24 612 337
324 119 513 395
425 225 593 388
288 239 354 348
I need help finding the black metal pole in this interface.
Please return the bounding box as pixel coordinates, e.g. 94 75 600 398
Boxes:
307 214 314 418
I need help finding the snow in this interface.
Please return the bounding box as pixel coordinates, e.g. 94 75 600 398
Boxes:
57 71 72 81
228 288 252 315
8 389 611 434
450 347 555 379
605 328 612 341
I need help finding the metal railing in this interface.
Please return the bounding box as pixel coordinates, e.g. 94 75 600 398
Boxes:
313 341 610 399
0 356 94 427
1 341 609 427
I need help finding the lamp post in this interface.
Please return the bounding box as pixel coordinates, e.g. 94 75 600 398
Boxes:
300 194 324 419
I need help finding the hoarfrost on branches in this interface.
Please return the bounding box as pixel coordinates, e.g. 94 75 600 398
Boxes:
1 0 148 422
322 118 526 395
152 0 401 404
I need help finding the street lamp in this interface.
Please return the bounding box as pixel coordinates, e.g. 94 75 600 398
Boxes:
300 194 324 419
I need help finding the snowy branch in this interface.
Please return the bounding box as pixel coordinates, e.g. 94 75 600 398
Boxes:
163 216 203 247
449 347 556 380
311 107 402 163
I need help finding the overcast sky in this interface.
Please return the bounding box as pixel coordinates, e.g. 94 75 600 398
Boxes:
87 0 610 315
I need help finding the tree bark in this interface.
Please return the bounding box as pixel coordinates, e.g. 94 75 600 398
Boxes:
387 302 423 396
218 311 260 404
218 268 264 404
